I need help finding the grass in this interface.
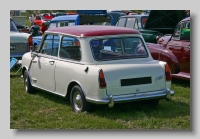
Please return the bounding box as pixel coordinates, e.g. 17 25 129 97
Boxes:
10 67 190 129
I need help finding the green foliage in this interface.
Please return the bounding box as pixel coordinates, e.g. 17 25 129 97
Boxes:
10 68 190 129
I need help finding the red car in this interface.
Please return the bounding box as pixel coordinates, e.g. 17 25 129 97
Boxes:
147 17 190 81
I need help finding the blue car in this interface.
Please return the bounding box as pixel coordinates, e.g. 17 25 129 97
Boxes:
47 10 123 29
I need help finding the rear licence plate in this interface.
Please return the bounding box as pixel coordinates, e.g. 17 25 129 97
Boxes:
10 45 16 50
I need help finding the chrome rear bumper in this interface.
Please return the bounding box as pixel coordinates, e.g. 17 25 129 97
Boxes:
108 88 175 108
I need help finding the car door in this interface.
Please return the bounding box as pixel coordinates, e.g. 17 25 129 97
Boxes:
166 21 190 73
29 34 60 92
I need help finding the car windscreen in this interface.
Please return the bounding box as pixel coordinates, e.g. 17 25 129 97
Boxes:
90 37 148 61
10 20 18 32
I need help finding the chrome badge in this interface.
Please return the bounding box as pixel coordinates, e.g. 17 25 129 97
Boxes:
136 88 139 92
155 75 163 81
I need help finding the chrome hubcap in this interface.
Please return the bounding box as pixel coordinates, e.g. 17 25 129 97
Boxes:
73 91 83 111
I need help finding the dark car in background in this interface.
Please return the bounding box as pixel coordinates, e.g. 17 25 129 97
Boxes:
147 17 190 81
115 10 185 43
10 17 33 59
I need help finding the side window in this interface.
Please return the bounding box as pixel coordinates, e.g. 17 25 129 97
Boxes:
58 22 69 27
52 35 60 56
48 23 57 29
172 23 182 39
173 21 190 40
117 18 126 27
40 34 60 56
59 36 81 61
125 18 135 29
123 37 147 55
180 21 190 40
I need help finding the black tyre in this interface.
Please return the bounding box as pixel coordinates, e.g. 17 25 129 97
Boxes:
70 85 90 112
24 70 35 94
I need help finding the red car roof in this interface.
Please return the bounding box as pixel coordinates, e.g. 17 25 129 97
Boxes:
46 25 140 37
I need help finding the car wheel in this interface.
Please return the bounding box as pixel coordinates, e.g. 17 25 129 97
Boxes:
70 85 90 112
145 99 160 107
24 70 35 94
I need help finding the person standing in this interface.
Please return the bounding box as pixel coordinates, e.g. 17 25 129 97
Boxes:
29 22 41 36
40 22 47 35
29 14 34 24
35 12 41 20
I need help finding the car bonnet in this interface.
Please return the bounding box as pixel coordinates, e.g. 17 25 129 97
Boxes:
144 10 185 34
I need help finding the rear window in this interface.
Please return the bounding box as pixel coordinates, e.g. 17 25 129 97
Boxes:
90 37 148 61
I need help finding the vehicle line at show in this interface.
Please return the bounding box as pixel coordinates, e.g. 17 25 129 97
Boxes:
10 10 190 113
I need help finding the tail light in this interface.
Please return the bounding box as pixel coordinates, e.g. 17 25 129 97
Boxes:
165 63 172 81
99 69 106 88
28 35 33 52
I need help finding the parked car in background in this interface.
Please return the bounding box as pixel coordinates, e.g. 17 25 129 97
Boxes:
66 12 77 15
48 10 112 29
102 11 126 25
147 17 190 81
22 25 174 113
10 17 33 59
140 10 151 15
11 15 30 33
33 10 126 48
53 12 67 17
116 14 163 43
40 13 54 21
15 23 30 34
115 10 185 43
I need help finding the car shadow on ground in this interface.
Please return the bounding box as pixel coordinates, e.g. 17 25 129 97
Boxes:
172 78 190 88
33 87 190 121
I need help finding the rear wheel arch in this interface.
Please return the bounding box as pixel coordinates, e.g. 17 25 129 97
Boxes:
66 81 86 100
22 67 28 77
160 50 180 74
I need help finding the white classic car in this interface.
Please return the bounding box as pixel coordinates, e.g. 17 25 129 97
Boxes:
21 25 174 112
10 17 32 59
